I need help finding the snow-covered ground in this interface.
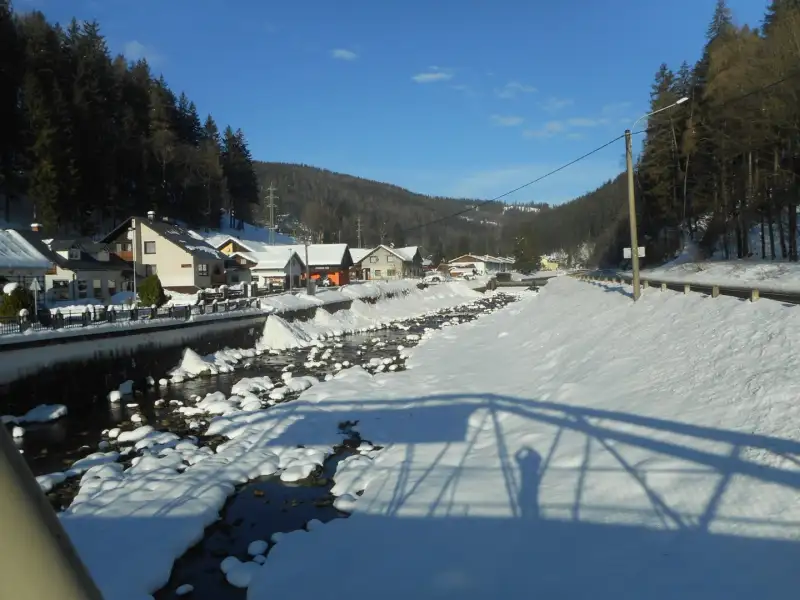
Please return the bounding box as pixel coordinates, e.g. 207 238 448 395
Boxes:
641 257 800 293
56 276 800 599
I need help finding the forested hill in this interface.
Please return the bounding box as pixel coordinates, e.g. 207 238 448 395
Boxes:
251 162 535 259
509 174 628 268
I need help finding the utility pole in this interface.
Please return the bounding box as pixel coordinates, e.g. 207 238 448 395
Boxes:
264 183 277 246
625 129 641 301
356 215 362 248
304 238 313 295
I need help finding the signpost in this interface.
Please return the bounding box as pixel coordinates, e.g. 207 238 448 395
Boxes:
623 247 645 259
29 278 41 312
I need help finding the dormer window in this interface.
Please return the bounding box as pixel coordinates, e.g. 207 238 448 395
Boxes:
68 248 81 260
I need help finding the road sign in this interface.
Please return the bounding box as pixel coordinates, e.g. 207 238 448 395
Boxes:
29 279 41 292
623 247 646 259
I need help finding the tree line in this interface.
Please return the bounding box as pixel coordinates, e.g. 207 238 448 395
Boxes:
0 1 260 235
511 0 800 268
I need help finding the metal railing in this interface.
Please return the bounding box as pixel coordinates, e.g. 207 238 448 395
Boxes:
577 272 800 305
0 298 262 337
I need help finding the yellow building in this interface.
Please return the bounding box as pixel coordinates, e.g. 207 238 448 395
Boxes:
540 256 559 271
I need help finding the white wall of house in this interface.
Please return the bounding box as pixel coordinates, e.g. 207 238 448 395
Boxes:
450 259 487 275
360 246 406 280
45 267 125 304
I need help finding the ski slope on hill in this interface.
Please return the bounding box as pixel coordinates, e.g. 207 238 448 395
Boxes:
235 276 800 599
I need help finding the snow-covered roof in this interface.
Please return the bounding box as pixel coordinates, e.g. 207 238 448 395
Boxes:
359 244 420 265
240 248 305 271
350 247 374 264
0 229 51 269
393 246 420 262
284 244 352 268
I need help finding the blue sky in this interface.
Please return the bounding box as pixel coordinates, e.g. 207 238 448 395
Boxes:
22 0 767 205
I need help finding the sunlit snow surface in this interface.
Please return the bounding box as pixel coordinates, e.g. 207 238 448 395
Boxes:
58 277 800 599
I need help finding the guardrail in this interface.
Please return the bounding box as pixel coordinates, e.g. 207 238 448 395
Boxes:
575 272 800 305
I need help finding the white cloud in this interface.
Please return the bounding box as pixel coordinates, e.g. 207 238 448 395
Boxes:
523 121 565 139
495 81 537 99
331 48 358 60
412 67 453 83
490 114 524 127
540 97 573 112
566 117 610 127
123 40 161 64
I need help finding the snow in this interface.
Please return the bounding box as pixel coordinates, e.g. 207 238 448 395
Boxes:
641 259 800 293
59 275 800 598
199 211 296 248
349 247 373 264
247 276 799 600
284 243 349 267
2 403 68 425
3 281 20 294
0 229 51 269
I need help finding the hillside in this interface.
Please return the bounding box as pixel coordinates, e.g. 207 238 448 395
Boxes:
251 162 533 259
509 173 628 268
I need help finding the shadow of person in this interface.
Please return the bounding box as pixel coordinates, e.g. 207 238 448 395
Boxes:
515 446 542 520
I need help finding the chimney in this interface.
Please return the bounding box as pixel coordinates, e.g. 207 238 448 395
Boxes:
147 210 155 222
30 223 42 233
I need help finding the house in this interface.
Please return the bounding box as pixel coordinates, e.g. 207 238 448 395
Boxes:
231 248 305 290
285 244 354 286
448 254 513 276
357 245 424 280
540 255 559 271
349 247 374 281
101 212 226 293
18 232 133 304
0 227 51 305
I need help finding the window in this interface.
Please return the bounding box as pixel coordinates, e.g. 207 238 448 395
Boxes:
144 264 157 276
181 263 192 268
108 280 117 297
198 263 209 276
375 269 382 277
369 256 379 263
123 242 132 252
144 241 156 254
115 242 123 252
52 280 69 301
77 280 87 299
386 255 394 262
93 279 103 299
68 248 81 260
387 269 396 277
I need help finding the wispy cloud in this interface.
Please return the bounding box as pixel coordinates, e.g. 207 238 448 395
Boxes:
522 121 565 139
123 40 162 64
495 81 537 99
331 48 358 61
566 117 610 127
490 114 524 127
540 97 573 112
566 132 585 140
601 101 632 115
411 66 453 83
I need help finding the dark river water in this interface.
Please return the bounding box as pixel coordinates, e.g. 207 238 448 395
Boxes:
5 292 518 599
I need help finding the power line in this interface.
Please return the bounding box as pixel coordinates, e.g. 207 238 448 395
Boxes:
401 133 626 235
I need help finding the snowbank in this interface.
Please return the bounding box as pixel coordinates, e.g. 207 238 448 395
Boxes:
62 277 800 599
641 259 800 293
248 277 800 599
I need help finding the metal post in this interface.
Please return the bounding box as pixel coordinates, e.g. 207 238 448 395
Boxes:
625 129 641 301
130 220 138 308
0 425 103 600
305 241 311 294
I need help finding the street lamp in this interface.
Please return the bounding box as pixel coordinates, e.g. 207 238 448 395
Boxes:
625 96 688 301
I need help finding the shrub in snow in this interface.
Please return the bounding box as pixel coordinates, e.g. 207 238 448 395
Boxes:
18 308 29 318
137 274 167 308
0 285 33 318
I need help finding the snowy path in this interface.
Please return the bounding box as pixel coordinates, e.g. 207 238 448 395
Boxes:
234 277 800 599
